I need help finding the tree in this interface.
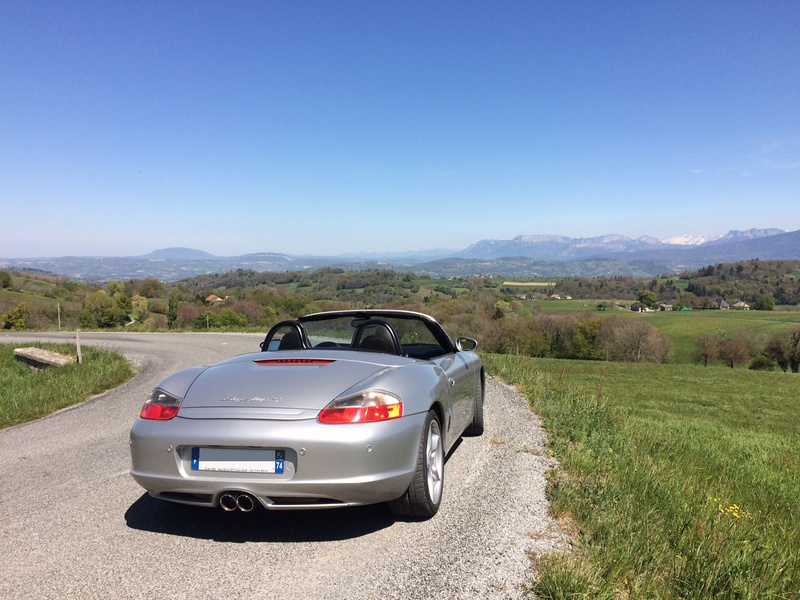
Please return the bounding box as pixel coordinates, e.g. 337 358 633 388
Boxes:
537 313 581 359
219 309 247 328
230 300 269 326
148 300 168 314
638 290 658 310
131 295 149 322
81 291 117 328
719 337 751 369
137 277 165 298
765 333 791 372
752 294 775 311
1 302 30 330
0 271 12 289
488 314 546 357
789 330 800 374
194 311 221 330
116 294 132 317
598 317 672 363
693 334 720 367
167 290 180 329
773 328 800 374
177 304 203 328
764 328 800 373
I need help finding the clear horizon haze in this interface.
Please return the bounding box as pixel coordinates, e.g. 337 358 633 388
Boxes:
2 1 799 258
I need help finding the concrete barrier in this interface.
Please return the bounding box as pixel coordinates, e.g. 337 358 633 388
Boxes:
13 347 76 370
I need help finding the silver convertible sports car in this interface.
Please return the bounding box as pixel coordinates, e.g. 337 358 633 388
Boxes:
130 310 484 519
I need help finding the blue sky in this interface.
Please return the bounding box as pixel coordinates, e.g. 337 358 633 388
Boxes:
2 1 799 258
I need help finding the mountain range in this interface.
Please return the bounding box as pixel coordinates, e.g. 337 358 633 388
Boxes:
456 228 787 260
2 228 798 281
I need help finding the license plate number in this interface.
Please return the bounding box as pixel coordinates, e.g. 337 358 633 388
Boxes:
191 448 285 474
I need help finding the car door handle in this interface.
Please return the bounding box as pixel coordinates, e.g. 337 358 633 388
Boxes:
448 377 455 387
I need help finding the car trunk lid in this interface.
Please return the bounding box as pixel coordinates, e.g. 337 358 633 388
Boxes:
177 351 401 415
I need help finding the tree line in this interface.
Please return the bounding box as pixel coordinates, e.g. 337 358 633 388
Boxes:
548 259 800 308
694 327 800 372
2 264 800 371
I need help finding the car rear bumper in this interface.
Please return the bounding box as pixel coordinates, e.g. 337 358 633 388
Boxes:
129 411 426 509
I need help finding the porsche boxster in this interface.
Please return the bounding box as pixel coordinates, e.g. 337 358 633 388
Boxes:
129 309 484 519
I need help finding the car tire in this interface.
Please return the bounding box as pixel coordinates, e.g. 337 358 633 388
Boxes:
388 410 443 519
464 376 484 436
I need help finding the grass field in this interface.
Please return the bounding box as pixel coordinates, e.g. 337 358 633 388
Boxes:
503 280 558 287
523 299 636 312
516 300 800 364
483 354 800 598
646 309 800 363
0 343 135 429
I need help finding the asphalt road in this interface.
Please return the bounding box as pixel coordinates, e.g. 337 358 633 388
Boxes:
0 332 567 599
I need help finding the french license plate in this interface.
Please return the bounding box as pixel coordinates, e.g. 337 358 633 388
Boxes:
191 448 285 474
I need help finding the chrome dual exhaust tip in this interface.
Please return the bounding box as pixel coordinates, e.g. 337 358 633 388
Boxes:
235 493 255 512
219 492 256 512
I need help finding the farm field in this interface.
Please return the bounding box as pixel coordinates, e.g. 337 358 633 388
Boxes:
514 299 800 364
644 309 800 363
483 353 800 599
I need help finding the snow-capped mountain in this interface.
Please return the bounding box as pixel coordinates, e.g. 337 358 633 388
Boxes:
661 234 722 245
458 229 789 260
663 228 786 246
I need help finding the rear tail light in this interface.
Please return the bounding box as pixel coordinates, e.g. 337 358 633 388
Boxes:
318 390 403 424
140 389 183 420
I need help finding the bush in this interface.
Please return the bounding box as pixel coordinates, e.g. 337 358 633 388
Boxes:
177 304 203 329
149 300 168 315
194 311 221 330
752 294 775 311
131 295 149 321
81 290 127 328
1 302 31 330
143 314 167 330
229 300 270 326
137 277 165 298
749 355 775 371
219 309 247 328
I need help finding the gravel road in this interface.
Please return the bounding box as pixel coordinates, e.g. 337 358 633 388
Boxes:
0 332 567 599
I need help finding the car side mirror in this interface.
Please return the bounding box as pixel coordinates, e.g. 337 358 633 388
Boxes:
455 337 478 352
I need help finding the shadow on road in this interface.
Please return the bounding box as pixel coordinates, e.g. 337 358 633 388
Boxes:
124 494 396 542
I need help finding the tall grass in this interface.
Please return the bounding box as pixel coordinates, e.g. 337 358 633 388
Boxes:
483 354 800 599
0 343 135 429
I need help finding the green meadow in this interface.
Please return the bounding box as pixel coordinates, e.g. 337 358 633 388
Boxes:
483 354 800 599
645 309 800 364
521 299 800 365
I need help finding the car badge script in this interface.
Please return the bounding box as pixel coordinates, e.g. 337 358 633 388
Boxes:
221 396 281 403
